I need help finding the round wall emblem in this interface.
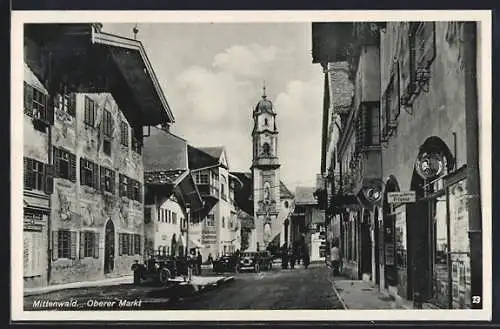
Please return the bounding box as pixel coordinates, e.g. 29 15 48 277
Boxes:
415 152 446 180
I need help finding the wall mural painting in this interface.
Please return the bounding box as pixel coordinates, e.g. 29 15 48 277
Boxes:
119 200 129 227
82 204 96 227
57 188 72 222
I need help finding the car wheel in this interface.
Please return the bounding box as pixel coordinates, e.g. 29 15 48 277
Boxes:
234 264 240 273
159 268 171 285
254 263 260 273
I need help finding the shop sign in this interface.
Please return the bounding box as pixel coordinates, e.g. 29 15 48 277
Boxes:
387 191 416 204
24 223 43 232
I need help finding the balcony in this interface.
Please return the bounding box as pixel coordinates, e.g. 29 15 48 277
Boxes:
197 184 219 200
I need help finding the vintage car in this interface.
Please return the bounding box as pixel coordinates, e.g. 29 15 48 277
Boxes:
131 253 190 285
212 254 238 273
237 251 273 273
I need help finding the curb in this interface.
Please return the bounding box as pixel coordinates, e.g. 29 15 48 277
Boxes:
328 276 349 310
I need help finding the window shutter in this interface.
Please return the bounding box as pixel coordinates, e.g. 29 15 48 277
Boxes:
118 233 123 256
129 234 134 256
93 163 99 189
79 158 85 185
111 170 116 194
53 148 60 178
79 231 85 259
44 164 54 194
52 231 58 261
68 93 76 117
127 178 133 199
94 232 100 258
45 94 54 125
24 83 33 116
70 154 77 183
24 158 33 190
100 166 105 191
416 22 436 69
70 231 77 260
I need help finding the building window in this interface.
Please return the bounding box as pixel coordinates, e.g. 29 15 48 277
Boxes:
144 207 152 224
221 176 227 201
54 230 76 260
23 158 44 191
84 96 95 127
194 171 209 184
120 121 129 147
54 148 76 182
132 136 142 154
222 217 225 228
172 212 177 225
80 158 99 188
24 83 48 119
262 143 271 156
128 179 142 202
119 174 129 198
103 109 113 137
119 233 141 256
205 214 215 227
80 231 99 258
103 139 112 157
381 63 400 139
55 92 76 117
100 166 115 193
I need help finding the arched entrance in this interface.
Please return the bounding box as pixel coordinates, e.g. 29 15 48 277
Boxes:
407 136 454 307
104 220 115 274
381 175 402 293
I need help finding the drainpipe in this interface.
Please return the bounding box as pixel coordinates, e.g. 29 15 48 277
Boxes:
463 21 482 309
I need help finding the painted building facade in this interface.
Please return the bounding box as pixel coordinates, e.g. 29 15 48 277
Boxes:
23 24 175 288
313 21 483 309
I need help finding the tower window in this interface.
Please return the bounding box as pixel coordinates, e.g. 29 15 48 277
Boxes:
262 143 271 156
264 118 268 126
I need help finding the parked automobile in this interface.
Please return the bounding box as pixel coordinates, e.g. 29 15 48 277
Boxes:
131 253 189 285
212 254 238 273
237 251 273 273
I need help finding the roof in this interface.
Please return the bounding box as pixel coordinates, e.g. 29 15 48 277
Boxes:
143 127 188 172
144 169 187 186
197 147 224 159
188 145 220 170
24 23 174 126
279 181 294 199
254 96 275 115
295 186 318 205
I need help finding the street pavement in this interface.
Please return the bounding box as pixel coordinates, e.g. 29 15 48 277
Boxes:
169 263 344 310
24 263 344 311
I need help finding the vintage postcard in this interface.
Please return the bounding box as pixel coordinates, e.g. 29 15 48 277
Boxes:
11 10 492 322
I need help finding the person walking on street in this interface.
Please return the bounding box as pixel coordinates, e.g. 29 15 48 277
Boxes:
196 251 202 275
330 242 342 276
303 246 310 269
289 248 296 269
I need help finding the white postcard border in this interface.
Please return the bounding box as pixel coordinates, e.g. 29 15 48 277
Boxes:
11 10 492 322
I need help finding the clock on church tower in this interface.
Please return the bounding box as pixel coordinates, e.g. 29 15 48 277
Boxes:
251 86 281 251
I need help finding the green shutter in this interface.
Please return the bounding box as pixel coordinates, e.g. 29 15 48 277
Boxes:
94 232 100 259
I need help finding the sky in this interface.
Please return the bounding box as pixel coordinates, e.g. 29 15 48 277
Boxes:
103 23 324 192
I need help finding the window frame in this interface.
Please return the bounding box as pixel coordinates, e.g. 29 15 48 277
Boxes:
84 96 96 127
120 120 129 147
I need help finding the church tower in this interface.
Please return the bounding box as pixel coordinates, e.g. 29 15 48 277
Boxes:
251 86 281 251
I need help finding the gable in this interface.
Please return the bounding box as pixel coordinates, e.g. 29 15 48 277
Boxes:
220 149 229 168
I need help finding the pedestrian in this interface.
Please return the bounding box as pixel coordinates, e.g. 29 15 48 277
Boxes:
207 253 213 265
303 246 310 269
289 248 296 269
281 244 288 269
330 242 342 276
196 251 202 275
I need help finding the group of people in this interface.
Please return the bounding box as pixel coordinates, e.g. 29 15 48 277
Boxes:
280 241 310 270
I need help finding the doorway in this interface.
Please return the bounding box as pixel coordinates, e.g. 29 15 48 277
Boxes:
360 214 372 278
104 220 115 274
